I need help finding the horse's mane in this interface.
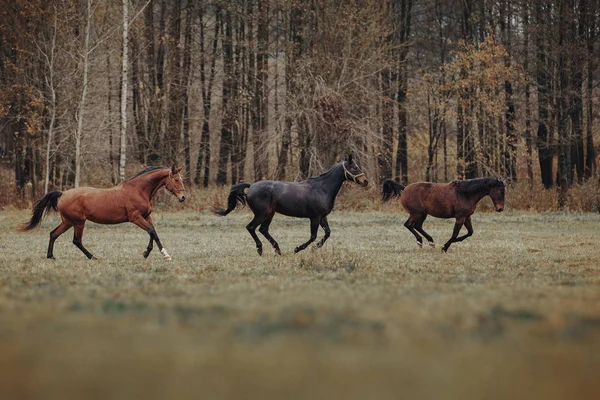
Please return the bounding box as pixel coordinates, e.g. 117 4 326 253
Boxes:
306 162 340 181
127 166 169 181
451 177 504 194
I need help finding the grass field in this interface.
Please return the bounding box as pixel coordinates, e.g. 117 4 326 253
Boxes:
1 207 599 399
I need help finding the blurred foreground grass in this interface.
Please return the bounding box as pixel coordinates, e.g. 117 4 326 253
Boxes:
0 209 599 399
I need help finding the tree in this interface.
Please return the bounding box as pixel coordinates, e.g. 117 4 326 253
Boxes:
119 0 129 182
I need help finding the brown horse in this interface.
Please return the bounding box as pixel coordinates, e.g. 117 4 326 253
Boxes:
214 155 368 255
18 166 186 260
382 177 506 252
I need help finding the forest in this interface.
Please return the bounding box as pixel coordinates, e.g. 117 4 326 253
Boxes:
0 0 598 209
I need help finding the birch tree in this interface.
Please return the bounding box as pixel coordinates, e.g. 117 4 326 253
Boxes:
119 0 128 181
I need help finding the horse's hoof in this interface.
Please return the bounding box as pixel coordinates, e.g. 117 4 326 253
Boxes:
47 256 55 260
257 248 263 256
294 247 301 254
417 242 423 248
429 242 436 248
163 255 172 261
90 256 98 260
275 249 281 255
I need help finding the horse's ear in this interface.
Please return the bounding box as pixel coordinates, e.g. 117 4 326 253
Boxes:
177 166 183 173
348 154 353 163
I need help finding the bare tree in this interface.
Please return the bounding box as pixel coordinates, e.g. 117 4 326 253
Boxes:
119 0 129 182
74 0 93 188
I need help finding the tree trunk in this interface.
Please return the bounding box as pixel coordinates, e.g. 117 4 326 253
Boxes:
194 6 219 187
502 0 517 181
570 0 585 184
119 0 129 182
253 0 269 181
44 8 58 194
557 0 571 208
217 8 233 185
536 1 553 188
523 2 534 186
584 0 597 179
75 0 92 188
182 2 193 183
395 0 412 185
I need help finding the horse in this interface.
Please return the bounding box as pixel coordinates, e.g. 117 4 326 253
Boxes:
18 165 186 260
382 177 506 252
213 155 369 255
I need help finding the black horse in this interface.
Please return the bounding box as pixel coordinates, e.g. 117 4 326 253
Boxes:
214 155 369 255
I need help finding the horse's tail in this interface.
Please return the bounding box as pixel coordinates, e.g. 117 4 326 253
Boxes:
17 191 63 231
213 183 251 216
382 179 405 202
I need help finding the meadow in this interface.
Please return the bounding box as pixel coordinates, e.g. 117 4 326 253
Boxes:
0 206 599 399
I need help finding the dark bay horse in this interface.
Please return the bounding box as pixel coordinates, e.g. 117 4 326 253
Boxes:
382 177 506 252
18 166 186 260
214 155 368 255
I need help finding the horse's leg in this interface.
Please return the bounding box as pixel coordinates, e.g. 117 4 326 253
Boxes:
294 217 319 253
47 221 72 259
258 214 281 255
454 216 474 242
246 215 265 256
404 214 424 248
316 216 331 248
442 217 465 252
131 216 171 260
142 216 155 258
72 223 96 260
415 214 435 247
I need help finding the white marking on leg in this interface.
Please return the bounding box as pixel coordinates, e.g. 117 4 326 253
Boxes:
429 242 436 248
160 248 172 261
417 242 423 248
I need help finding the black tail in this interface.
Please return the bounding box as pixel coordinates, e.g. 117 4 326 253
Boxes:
213 183 251 216
382 179 405 202
17 191 63 231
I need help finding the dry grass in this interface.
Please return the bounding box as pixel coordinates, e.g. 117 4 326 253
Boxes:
1 208 600 399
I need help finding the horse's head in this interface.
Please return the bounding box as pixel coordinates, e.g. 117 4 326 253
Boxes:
489 178 506 212
166 166 186 202
342 154 368 187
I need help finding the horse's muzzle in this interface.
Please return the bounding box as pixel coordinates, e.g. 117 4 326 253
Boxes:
496 206 504 212
357 177 369 187
177 194 186 202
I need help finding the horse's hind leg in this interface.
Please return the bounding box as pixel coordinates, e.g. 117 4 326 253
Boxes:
259 214 281 255
73 223 96 260
404 214 424 248
47 221 72 259
415 214 435 247
247 215 265 256
294 217 319 253
316 217 331 248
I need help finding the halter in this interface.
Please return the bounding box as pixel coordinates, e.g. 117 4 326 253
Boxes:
343 162 366 183
165 171 185 195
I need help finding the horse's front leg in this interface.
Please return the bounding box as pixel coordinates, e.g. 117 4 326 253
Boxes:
294 217 319 253
142 216 155 258
131 215 171 261
454 217 473 242
442 217 465 252
316 217 331 248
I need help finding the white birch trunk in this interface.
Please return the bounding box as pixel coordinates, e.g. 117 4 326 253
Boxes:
119 0 129 182
75 0 92 188
44 8 58 194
